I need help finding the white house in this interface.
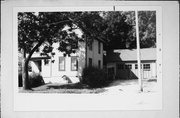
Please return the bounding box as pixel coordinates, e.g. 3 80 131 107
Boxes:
106 48 157 80
29 37 104 84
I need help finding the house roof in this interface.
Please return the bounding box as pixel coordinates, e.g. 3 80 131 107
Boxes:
106 48 156 62
29 52 51 60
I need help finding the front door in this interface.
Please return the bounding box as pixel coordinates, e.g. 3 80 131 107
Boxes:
108 67 115 80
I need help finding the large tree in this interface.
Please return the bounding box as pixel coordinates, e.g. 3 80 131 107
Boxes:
91 11 156 50
18 11 106 90
101 11 134 50
120 11 156 49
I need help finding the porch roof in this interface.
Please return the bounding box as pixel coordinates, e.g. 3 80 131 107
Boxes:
30 56 51 60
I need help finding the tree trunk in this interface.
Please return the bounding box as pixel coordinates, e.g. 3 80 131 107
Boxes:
22 59 31 90
22 40 44 90
22 48 31 90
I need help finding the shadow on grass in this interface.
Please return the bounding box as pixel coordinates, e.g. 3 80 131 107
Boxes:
47 83 89 89
20 82 107 94
105 79 138 87
44 79 157 90
106 78 157 88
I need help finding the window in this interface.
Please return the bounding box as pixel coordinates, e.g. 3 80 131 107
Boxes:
89 41 93 51
59 57 65 71
98 41 101 54
117 64 124 69
98 60 101 69
125 64 132 69
71 56 78 71
89 58 92 67
143 64 150 71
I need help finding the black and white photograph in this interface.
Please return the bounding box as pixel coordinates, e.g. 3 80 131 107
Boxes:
13 6 163 111
18 10 158 93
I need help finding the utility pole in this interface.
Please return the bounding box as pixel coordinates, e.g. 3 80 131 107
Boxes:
135 10 143 92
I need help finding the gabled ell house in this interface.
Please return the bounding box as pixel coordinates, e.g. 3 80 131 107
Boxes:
106 48 157 80
28 30 104 83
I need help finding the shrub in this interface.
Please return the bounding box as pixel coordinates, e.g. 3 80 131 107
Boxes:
18 72 45 88
29 72 45 87
82 67 107 88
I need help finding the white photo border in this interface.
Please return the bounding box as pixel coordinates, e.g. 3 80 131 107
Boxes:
13 6 162 111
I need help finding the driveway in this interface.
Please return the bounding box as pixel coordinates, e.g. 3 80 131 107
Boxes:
101 79 161 109
104 79 158 94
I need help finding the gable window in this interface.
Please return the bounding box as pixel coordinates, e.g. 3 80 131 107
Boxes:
98 60 101 69
89 58 92 67
59 56 65 71
71 56 78 71
98 41 101 54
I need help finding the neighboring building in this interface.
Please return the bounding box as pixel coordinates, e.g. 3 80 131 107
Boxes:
29 38 104 83
106 48 157 80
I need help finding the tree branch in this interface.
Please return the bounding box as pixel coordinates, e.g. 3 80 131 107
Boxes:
26 39 44 62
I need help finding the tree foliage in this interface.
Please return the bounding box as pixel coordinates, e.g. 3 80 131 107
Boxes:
18 11 156 56
18 12 80 55
102 11 134 50
18 11 106 89
104 11 156 49
138 11 156 48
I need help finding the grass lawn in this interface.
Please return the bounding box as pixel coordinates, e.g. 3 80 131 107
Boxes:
19 79 157 94
19 82 107 94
